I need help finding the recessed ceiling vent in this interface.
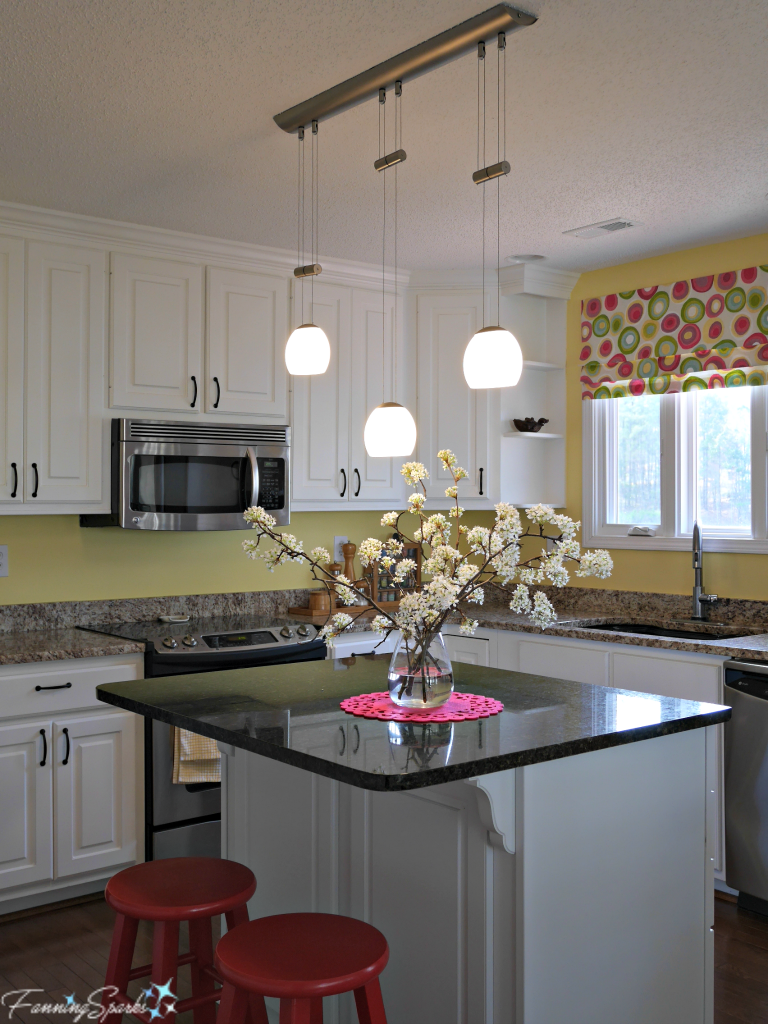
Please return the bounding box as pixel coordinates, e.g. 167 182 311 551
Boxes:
563 218 637 239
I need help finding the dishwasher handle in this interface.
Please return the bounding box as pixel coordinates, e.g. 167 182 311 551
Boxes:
726 660 768 676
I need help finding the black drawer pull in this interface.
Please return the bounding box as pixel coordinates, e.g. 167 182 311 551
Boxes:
339 468 347 497
190 375 198 408
479 467 484 496
62 727 70 766
213 376 221 408
32 463 39 498
35 682 72 692
39 729 47 767
337 725 346 756
354 468 361 496
10 462 17 498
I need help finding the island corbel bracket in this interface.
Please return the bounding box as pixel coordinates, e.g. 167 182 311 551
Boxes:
465 768 516 855
273 4 537 133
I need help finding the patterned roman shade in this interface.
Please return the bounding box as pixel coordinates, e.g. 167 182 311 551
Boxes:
580 265 768 399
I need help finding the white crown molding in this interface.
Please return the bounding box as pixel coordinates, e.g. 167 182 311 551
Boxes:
499 263 580 300
0 199 410 289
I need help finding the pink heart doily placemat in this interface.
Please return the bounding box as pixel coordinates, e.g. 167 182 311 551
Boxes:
340 691 504 722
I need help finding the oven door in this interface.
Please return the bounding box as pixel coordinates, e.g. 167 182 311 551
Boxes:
119 442 289 530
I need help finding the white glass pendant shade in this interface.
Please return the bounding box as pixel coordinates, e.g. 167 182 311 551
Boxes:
285 323 331 375
462 326 523 389
364 402 417 458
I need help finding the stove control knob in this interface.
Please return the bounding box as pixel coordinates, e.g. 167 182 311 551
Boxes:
162 636 177 649
280 626 295 639
182 635 197 647
297 625 311 637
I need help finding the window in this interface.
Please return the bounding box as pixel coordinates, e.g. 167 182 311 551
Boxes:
584 386 768 551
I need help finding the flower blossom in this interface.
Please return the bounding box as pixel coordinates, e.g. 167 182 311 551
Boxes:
509 584 532 615
371 614 393 635
460 617 478 636
407 492 426 512
319 613 353 642
576 549 614 578
244 506 277 530
530 591 557 629
393 558 417 582
309 546 331 564
401 462 429 487
334 575 357 606
381 511 399 527
358 538 384 567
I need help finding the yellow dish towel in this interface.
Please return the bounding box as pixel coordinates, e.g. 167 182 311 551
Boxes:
171 726 221 784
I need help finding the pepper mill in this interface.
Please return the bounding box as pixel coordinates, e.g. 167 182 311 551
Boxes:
327 562 343 612
342 542 357 583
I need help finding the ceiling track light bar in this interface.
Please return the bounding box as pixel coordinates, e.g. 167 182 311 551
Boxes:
273 4 536 134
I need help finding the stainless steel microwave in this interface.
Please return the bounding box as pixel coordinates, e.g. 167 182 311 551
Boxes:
108 418 290 531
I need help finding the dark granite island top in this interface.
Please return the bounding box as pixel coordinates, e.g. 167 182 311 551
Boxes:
97 653 730 792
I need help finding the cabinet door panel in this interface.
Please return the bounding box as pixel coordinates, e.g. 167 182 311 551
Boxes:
519 639 609 686
206 268 288 419
0 236 24 503
55 711 136 878
110 254 202 411
443 633 491 666
348 288 405 503
291 282 350 502
611 652 721 703
417 292 497 502
0 720 52 889
26 242 106 503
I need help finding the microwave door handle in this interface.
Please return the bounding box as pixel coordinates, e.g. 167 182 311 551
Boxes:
247 449 259 508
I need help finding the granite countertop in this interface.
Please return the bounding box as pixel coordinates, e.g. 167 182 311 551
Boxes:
96 655 730 792
0 628 144 665
462 608 768 662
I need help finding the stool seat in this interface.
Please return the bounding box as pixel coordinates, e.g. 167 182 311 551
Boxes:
216 913 389 1000
105 857 255 921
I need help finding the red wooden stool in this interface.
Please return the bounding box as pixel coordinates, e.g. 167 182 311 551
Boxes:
102 857 256 1024
215 912 389 1024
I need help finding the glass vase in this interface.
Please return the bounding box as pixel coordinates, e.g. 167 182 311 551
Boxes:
387 632 454 709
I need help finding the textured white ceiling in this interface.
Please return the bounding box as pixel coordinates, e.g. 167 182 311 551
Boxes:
0 0 766 272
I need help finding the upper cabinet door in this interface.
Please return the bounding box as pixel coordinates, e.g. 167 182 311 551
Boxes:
0 236 24 504
291 281 351 502
348 287 406 503
26 242 106 504
110 253 203 412
206 267 288 419
416 292 497 503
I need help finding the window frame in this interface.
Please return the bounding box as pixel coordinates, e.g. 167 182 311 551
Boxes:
582 387 768 553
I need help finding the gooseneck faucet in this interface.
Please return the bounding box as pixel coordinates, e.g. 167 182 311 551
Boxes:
692 521 718 620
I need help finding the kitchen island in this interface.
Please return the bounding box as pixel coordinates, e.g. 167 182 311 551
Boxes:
98 655 730 1024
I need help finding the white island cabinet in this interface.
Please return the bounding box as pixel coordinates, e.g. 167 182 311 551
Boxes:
0 653 143 914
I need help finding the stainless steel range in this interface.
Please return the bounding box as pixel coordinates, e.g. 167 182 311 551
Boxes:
81 614 325 860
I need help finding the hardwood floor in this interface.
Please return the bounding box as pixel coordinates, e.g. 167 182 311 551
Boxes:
0 891 766 1022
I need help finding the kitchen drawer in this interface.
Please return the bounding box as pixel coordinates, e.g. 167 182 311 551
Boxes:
0 655 143 719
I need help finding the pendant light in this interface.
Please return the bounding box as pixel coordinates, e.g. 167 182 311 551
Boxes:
285 121 331 375
463 34 523 390
364 83 417 458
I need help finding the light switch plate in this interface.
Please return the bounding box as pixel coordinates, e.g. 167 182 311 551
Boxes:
333 536 349 563
0 545 8 577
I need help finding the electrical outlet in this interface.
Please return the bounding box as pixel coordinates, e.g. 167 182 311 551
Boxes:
333 536 349 563
0 545 8 577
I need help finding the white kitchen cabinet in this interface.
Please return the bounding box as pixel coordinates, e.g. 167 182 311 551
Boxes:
519 636 611 686
612 650 721 704
110 253 203 412
443 628 497 667
206 267 288 419
0 236 24 505
54 711 136 878
26 241 107 504
416 291 496 505
0 719 53 890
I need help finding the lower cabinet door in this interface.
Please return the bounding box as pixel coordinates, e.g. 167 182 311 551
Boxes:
0 720 53 890
443 633 492 667
54 711 136 878
518 638 610 686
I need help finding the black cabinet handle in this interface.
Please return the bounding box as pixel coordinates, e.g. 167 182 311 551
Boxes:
31 463 39 498
35 682 72 692
340 468 347 497
479 467 484 496
337 726 346 756
39 729 47 767
190 376 198 408
10 462 17 498
62 727 70 766
213 376 221 409
354 468 361 497
352 724 360 755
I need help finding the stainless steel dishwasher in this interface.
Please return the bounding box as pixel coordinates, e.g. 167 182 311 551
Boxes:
724 660 768 915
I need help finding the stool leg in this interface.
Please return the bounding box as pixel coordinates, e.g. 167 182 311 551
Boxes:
353 979 387 1024
245 993 271 1024
279 999 312 1023
218 982 250 1024
187 918 216 1024
150 920 180 1024
225 902 250 931
102 912 138 1016
309 997 323 1023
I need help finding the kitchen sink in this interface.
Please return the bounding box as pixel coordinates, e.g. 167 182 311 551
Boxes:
581 622 752 642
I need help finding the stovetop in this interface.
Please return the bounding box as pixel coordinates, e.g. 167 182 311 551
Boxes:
78 613 319 654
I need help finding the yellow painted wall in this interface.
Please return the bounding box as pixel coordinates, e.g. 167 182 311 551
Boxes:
566 231 768 599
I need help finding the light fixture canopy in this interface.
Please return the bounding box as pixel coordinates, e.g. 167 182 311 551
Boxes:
364 402 417 457
285 323 331 376
463 325 523 389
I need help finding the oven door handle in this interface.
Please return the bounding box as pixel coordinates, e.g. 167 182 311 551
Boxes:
247 448 260 509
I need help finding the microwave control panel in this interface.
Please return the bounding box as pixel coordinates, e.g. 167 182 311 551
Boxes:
257 458 285 510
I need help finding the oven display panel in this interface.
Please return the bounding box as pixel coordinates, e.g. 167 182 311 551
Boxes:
202 630 278 649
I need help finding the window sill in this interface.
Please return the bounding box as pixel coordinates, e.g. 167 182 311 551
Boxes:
583 533 768 554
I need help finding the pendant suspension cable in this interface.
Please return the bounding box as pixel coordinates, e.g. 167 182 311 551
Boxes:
478 41 486 329
381 87 386 406
299 126 305 321
496 33 502 326
311 120 318 322
394 80 402 402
